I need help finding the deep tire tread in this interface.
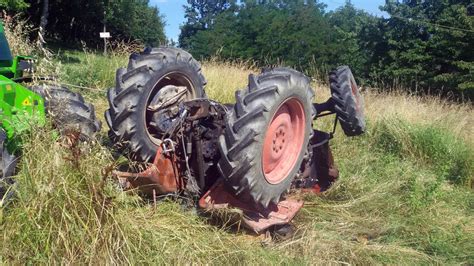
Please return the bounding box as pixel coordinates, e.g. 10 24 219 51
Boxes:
30 85 101 140
105 46 207 162
243 85 278 105
0 145 18 205
329 66 366 137
218 68 315 207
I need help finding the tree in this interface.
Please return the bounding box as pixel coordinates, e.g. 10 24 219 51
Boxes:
327 1 379 82
106 0 166 46
379 0 473 97
179 0 237 49
24 0 166 47
37 0 48 45
0 0 28 12
184 0 337 74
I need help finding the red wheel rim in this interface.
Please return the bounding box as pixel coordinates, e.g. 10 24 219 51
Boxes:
350 78 361 113
262 98 306 184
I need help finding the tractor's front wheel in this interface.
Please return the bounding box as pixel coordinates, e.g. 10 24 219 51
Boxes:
30 85 101 140
329 66 365 136
218 68 315 207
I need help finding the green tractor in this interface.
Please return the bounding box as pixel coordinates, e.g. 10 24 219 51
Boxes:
0 21 101 204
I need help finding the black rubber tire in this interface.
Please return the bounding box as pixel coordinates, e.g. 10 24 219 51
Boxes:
218 68 314 207
329 66 366 137
105 47 207 162
0 146 18 206
271 224 296 242
30 85 101 140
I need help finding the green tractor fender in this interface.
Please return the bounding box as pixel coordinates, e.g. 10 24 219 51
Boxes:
0 21 46 149
0 76 46 142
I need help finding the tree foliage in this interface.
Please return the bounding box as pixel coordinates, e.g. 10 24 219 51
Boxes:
106 0 166 46
179 0 237 48
3 0 472 99
180 0 473 99
0 0 28 12
379 0 473 96
22 0 165 47
326 3 378 83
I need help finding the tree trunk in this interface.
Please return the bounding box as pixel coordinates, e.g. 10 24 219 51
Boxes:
38 0 49 44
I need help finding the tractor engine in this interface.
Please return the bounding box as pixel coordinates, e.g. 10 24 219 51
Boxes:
155 96 229 194
113 85 228 197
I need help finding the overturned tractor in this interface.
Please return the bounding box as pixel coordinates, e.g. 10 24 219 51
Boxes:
105 47 365 234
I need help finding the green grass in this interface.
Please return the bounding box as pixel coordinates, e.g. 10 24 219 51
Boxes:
57 49 128 91
1 125 291 264
1 50 473 264
371 118 473 186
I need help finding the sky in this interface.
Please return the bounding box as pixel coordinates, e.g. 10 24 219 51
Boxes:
149 0 386 42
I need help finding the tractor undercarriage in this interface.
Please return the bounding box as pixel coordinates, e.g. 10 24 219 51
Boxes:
106 47 365 236
113 93 342 233
1 19 365 237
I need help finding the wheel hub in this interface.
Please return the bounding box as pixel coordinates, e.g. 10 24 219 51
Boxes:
262 98 306 185
271 126 287 157
148 85 187 112
146 84 189 140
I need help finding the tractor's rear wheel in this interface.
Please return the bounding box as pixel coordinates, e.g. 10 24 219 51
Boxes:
218 68 314 207
329 66 365 136
105 47 207 162
30 85 101 140
1 85 100 205
0 145 18 206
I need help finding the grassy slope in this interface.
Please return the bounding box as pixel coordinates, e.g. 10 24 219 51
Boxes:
1 50 473 264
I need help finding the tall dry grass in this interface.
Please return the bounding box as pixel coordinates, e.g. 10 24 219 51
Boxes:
2 16 61 81
310 84 473 145
2 17 34 56
363 89 473 145
202 57 258 102
1 125 291 264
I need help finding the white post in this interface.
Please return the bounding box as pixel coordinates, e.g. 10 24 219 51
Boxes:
103 11 107 55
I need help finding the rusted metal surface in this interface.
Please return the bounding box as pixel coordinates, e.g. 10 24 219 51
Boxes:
183 98 211 120
113 99 341 234
297 130 339 193
199 180 303 233
114 127 338 234
113 146 184 195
